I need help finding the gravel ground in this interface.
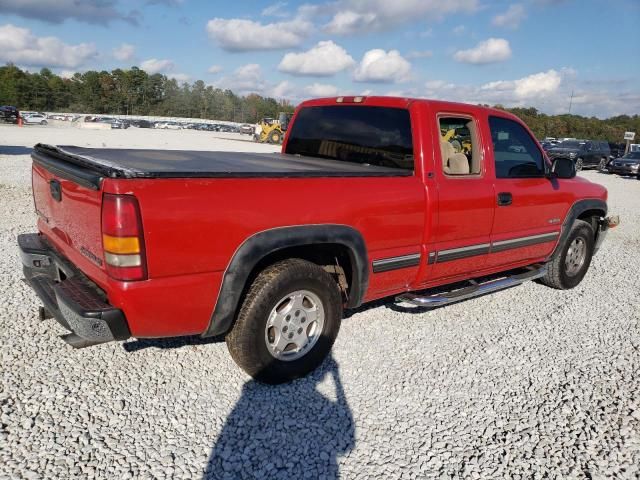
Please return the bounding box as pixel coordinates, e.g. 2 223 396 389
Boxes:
1 124 639 479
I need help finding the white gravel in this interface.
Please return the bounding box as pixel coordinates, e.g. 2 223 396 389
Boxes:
1 124 639 479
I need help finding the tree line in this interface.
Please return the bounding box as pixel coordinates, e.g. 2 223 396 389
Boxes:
493 106 638 145
0 63 637 141
0 64 294 123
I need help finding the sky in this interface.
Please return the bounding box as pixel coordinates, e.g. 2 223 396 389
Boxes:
0 0 638 118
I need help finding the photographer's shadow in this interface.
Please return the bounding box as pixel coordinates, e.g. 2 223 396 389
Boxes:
204 355 354 480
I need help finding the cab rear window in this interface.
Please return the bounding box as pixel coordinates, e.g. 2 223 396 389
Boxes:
285 105 414 170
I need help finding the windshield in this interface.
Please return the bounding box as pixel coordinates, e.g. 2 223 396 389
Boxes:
623 151 640 159
285 105 414 170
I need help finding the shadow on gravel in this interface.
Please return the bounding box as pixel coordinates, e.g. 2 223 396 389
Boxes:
203 355 354 480
122 334 224 352
0 145 33 155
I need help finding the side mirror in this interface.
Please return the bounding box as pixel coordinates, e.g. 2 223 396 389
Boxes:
550 157 576 179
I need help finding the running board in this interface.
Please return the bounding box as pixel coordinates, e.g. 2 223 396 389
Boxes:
396 264 547 308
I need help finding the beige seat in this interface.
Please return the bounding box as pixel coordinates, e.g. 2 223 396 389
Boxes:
448 153 470 174
441 141 470 175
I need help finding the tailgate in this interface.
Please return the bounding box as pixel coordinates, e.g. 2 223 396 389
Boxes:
32 149 107 282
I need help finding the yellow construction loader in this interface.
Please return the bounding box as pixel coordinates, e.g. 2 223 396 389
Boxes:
441 127 472 156
254 112 292 144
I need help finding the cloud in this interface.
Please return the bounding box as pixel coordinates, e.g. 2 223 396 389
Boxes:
324 0 478 35
0 24 96 68
354 70 639 118
207 65 224 74
492 4 526 29
278 41 355 77
262 2 288 17
146 0 184 5
481 69 562 99
453 25 466 35
305 83 339 97
140 58 175 74
420 69 563 107
269 80 296 98
353 49 412 83
453 38 512 64
113 43 135 62
406 50 433 60
206 17 311 51
214 63 267 95
58 70 78 79
169 72 190 83
0 0 138 25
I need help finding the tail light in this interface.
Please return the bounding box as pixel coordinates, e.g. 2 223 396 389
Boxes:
101 194 147 281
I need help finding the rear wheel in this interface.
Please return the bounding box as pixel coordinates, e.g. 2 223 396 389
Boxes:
540 219 594 290
226 259 342 384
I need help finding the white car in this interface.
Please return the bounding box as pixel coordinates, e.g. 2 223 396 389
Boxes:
155 121 182 130
23 114 48 125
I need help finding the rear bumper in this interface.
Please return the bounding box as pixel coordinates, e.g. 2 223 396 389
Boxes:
18 233 130 347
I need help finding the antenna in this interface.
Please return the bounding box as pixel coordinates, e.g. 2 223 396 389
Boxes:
568 90 574 115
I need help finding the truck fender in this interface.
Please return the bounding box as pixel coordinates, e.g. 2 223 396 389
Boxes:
202 224 369 338
548 199 607 260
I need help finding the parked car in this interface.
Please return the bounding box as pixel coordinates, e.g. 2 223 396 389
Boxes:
129 119 152 128
608 142 626 160
22 113 48 125
155 121 182 130
546 140 610 171
239 124 254 135
0 105 19 124
111 119 129 129
18 97 616 384
606 151 640 178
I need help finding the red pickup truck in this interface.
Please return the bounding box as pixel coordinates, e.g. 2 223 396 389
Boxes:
19 96 617 383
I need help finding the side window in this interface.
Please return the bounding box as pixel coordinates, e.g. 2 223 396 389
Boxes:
489 116 545 178
438 116 481 176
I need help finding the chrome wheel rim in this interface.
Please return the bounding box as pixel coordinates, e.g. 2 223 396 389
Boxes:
565 237 587 276
576 158 583 171
264 290 325 362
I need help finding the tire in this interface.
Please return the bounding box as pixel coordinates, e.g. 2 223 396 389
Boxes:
598 157 608 172
540 219 594 290
40 120 47 125
226 259 342 384
575 158 584 172
268 130 281 144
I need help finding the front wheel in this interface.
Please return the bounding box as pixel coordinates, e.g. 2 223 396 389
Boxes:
540 219 594 290
226 259 342 384
268 130 282 144
575 158 584 171
40 120 47 125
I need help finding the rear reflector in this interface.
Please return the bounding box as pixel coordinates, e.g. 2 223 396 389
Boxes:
102 194 147 281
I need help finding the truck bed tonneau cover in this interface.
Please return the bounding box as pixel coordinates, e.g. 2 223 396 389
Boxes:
33 144 411 180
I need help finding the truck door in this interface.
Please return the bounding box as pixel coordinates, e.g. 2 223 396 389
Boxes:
485 115 565 269
423 112 495 283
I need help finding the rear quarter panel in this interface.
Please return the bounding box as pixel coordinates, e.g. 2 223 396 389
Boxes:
105 174 426 317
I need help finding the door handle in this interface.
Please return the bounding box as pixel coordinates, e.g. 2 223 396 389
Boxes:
497 192 512 206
